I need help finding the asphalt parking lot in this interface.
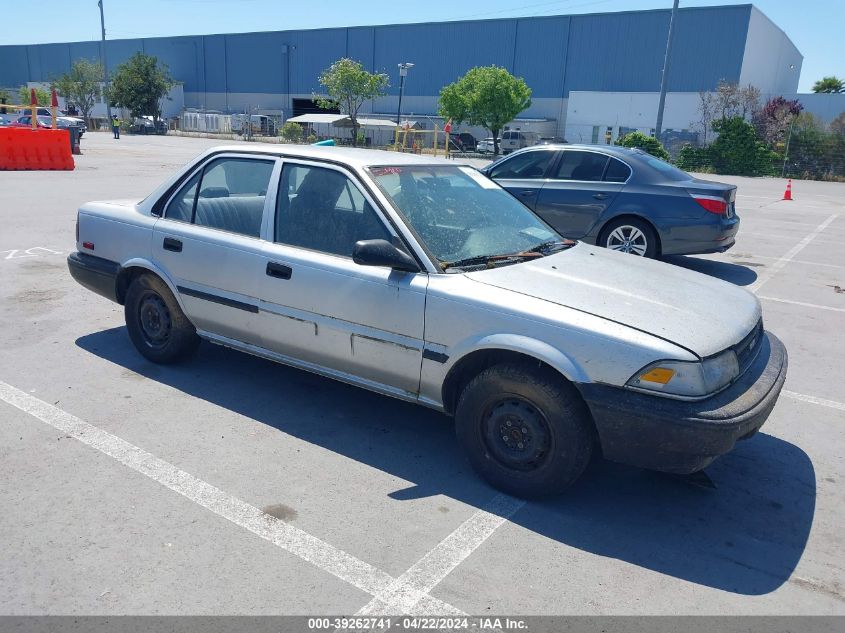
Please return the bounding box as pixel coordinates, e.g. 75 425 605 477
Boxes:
1 132 843 617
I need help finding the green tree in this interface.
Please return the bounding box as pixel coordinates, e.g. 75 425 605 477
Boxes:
53 59 103 127
783 112 844 180
279 120 304 143
438 66 531 156
107 52 173 123
709 117 776 176
811 76 845 94
316 58 388 147
615 130 670 160
18 85 50 107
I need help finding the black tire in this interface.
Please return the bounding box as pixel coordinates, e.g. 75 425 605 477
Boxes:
455 362 594 498
124 273 200 364
598 217 658 258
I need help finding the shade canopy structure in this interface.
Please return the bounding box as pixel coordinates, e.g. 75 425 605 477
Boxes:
286 113 417 129
285 114 422 146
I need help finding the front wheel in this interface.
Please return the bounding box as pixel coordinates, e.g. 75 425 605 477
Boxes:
455 363 594 498
124 273 200 364
599 217 658 258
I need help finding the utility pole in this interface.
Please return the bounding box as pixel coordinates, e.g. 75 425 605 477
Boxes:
655 0 679 138
396 62 414 125
98 0 112 122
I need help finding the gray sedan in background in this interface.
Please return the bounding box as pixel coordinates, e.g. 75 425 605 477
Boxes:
481 144 739 258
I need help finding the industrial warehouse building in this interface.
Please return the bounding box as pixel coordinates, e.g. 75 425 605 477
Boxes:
3 3 837 144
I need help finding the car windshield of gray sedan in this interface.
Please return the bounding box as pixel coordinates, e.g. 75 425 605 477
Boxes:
369 165 569 270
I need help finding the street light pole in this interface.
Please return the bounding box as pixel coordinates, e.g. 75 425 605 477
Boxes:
98 0 112 122
655 0 679 138
396 62 414 125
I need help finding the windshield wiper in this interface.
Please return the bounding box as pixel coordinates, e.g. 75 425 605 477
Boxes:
524 239 577 254
441 251 542 271
441 240 577 271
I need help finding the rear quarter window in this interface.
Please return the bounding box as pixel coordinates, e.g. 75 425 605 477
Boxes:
645 157 691 181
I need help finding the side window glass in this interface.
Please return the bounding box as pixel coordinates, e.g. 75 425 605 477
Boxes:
604 158 632 183
276 163 392 257
192 158 274 238
164 171 200 223
554 151 609 181
490 151 553 180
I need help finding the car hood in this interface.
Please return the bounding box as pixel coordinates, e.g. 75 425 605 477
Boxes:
464 243 761 358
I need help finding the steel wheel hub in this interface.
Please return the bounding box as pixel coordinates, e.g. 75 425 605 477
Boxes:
139 294 171 348
483 399 551 471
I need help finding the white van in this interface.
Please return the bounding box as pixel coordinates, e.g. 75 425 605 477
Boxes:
500 129 539 153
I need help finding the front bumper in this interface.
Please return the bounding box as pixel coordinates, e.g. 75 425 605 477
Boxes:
67 252 120 303
578 331 787 474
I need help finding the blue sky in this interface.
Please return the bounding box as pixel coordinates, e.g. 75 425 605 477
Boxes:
1 0 840 92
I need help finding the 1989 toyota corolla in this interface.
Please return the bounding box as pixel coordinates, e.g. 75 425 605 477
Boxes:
68 145 787 498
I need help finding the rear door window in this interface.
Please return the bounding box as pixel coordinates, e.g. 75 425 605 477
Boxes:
554 151 609 181
163 157 275 238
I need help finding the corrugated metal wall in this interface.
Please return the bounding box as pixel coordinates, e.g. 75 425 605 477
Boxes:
0 5 754 104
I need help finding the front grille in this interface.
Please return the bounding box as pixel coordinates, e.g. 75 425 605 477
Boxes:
734 318 763 373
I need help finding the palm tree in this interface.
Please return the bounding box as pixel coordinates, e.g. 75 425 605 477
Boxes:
812 76 845 93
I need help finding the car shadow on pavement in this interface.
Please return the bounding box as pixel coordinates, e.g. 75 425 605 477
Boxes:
77 327 815 596
663 255 759 286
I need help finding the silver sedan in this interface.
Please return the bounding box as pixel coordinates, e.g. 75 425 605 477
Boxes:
68 145 787 498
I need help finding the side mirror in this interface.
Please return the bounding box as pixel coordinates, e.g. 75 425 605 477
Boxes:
353 239 420 273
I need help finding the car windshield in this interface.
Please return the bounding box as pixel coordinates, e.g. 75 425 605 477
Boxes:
368 164 565 270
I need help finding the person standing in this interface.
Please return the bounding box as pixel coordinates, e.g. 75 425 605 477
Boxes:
111 114 121 139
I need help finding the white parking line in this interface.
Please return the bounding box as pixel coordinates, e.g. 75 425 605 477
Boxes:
0 380 460 615
357 494 525 615
784 390 845 412
731 254 845 271
748 214 839 294
758 296 845 313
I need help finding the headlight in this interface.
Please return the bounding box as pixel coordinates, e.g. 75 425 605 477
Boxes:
627 350 739 399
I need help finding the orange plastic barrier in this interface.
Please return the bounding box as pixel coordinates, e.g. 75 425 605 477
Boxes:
0 127 75 171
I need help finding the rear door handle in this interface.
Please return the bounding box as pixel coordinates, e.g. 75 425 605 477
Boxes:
266 262 292 280
593 193 609 200
519 190 537 196
163 237 182 252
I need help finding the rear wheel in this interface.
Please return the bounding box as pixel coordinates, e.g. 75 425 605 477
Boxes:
124 273 200 363
455 363 594 498
599 217 657 258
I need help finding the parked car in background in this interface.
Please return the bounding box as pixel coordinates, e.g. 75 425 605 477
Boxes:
536 136 568 145
450 132 477 152
11 115 52 129
32 107 86 135
129 117 167 135
477 137 499 154
500 130 539 154
67 145 785 498
482 144 739 258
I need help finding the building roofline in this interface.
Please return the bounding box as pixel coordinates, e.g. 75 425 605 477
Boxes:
747 3 802 57
0 3 755 49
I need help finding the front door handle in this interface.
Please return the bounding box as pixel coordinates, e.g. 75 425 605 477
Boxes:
266 262 292 280
163 237 182 252
593 193 609 200
519 190 536 196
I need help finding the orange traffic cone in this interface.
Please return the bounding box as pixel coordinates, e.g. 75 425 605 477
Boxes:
782 179 793 201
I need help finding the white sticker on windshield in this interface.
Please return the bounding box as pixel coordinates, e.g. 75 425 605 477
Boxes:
459 166 499 189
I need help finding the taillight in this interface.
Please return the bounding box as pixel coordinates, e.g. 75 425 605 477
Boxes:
691 194 728 215
75 216 79 242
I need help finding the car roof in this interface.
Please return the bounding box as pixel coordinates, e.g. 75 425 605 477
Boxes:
201 144 453 168
518 143 647 159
